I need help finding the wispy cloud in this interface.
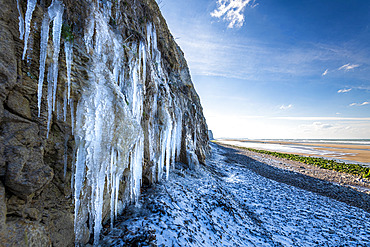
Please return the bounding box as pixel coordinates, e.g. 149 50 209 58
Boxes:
174 20 369 81
279 104 293 110
337 88 352 93
356 86 370 91
338 63 360 71
211 0 254 28
310 122 334 129
322 69 328 76
250 0 259 8
349 101 369 107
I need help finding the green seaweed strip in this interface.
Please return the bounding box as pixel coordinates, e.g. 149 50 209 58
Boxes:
219 143 370 179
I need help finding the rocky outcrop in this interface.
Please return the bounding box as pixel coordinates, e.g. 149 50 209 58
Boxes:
208 130 214 140
0 0 209 246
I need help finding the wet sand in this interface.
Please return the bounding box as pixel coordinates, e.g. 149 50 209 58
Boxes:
221 139 370 165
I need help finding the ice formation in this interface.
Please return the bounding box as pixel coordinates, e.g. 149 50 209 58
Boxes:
18 0 200 245
49 0 64 110
46 65 53 138
37 14 50 116
16 0 24 40
22 0 36 59
36 0 64 119
65 41 73 99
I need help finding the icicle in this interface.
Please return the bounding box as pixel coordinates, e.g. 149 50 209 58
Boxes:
63 88 67 121
165 124 172 180
56 100 62 120
110 148 116 229
22 0 37 60
194 126 197 150
70 140 77 197
37 14 51 116
140 42 147 82
176 109 183 159
16 0 25 40
146 23 152 53
65 41 73 100
49 0 64 111
132 64 143 121
114 172 120 219
74 137 86 242
37 0 65 119
46 66 53 138
113 38 121 84
170 122 177 166
84 16 95 52
69 98 75 133
130 137 143 202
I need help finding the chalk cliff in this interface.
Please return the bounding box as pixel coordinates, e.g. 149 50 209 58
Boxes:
0 0 209 245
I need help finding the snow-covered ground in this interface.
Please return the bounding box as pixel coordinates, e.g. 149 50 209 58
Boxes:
101 143 370 246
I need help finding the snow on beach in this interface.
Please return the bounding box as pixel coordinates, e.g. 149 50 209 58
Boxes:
101 143 370 246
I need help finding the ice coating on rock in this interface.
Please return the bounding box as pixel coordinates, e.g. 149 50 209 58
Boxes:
36 0 65 118
164 115 173 180
73 136 86 241
65 41 73 100
56 100 62 120
20 0 205 245
22 0 36 60
46 66 53 138
175 107 183 160
38 14 50 116
130 137 144 202
73 10 143 245
70 99 75 133
49 0 64 110
16 0 25 40
63 88 67 121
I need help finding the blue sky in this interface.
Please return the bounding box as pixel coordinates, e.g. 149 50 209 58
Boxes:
159 0 370 139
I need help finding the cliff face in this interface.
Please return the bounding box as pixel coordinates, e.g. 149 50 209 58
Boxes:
0 0 209 246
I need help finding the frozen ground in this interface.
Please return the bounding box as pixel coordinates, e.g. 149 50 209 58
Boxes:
101 143 370 246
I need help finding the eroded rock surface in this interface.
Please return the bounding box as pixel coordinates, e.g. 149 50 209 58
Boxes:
0 0 209 246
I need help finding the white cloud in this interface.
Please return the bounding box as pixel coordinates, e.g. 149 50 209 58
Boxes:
322 69 328 76
211 0 253 28
337 88 352 93
299 122 335 136
312 122 334 129
356 86 370 91
349 101 369 107
338 63 360 71
279 104 293 110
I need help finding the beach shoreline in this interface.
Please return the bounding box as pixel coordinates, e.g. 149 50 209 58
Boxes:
218 139 370 166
